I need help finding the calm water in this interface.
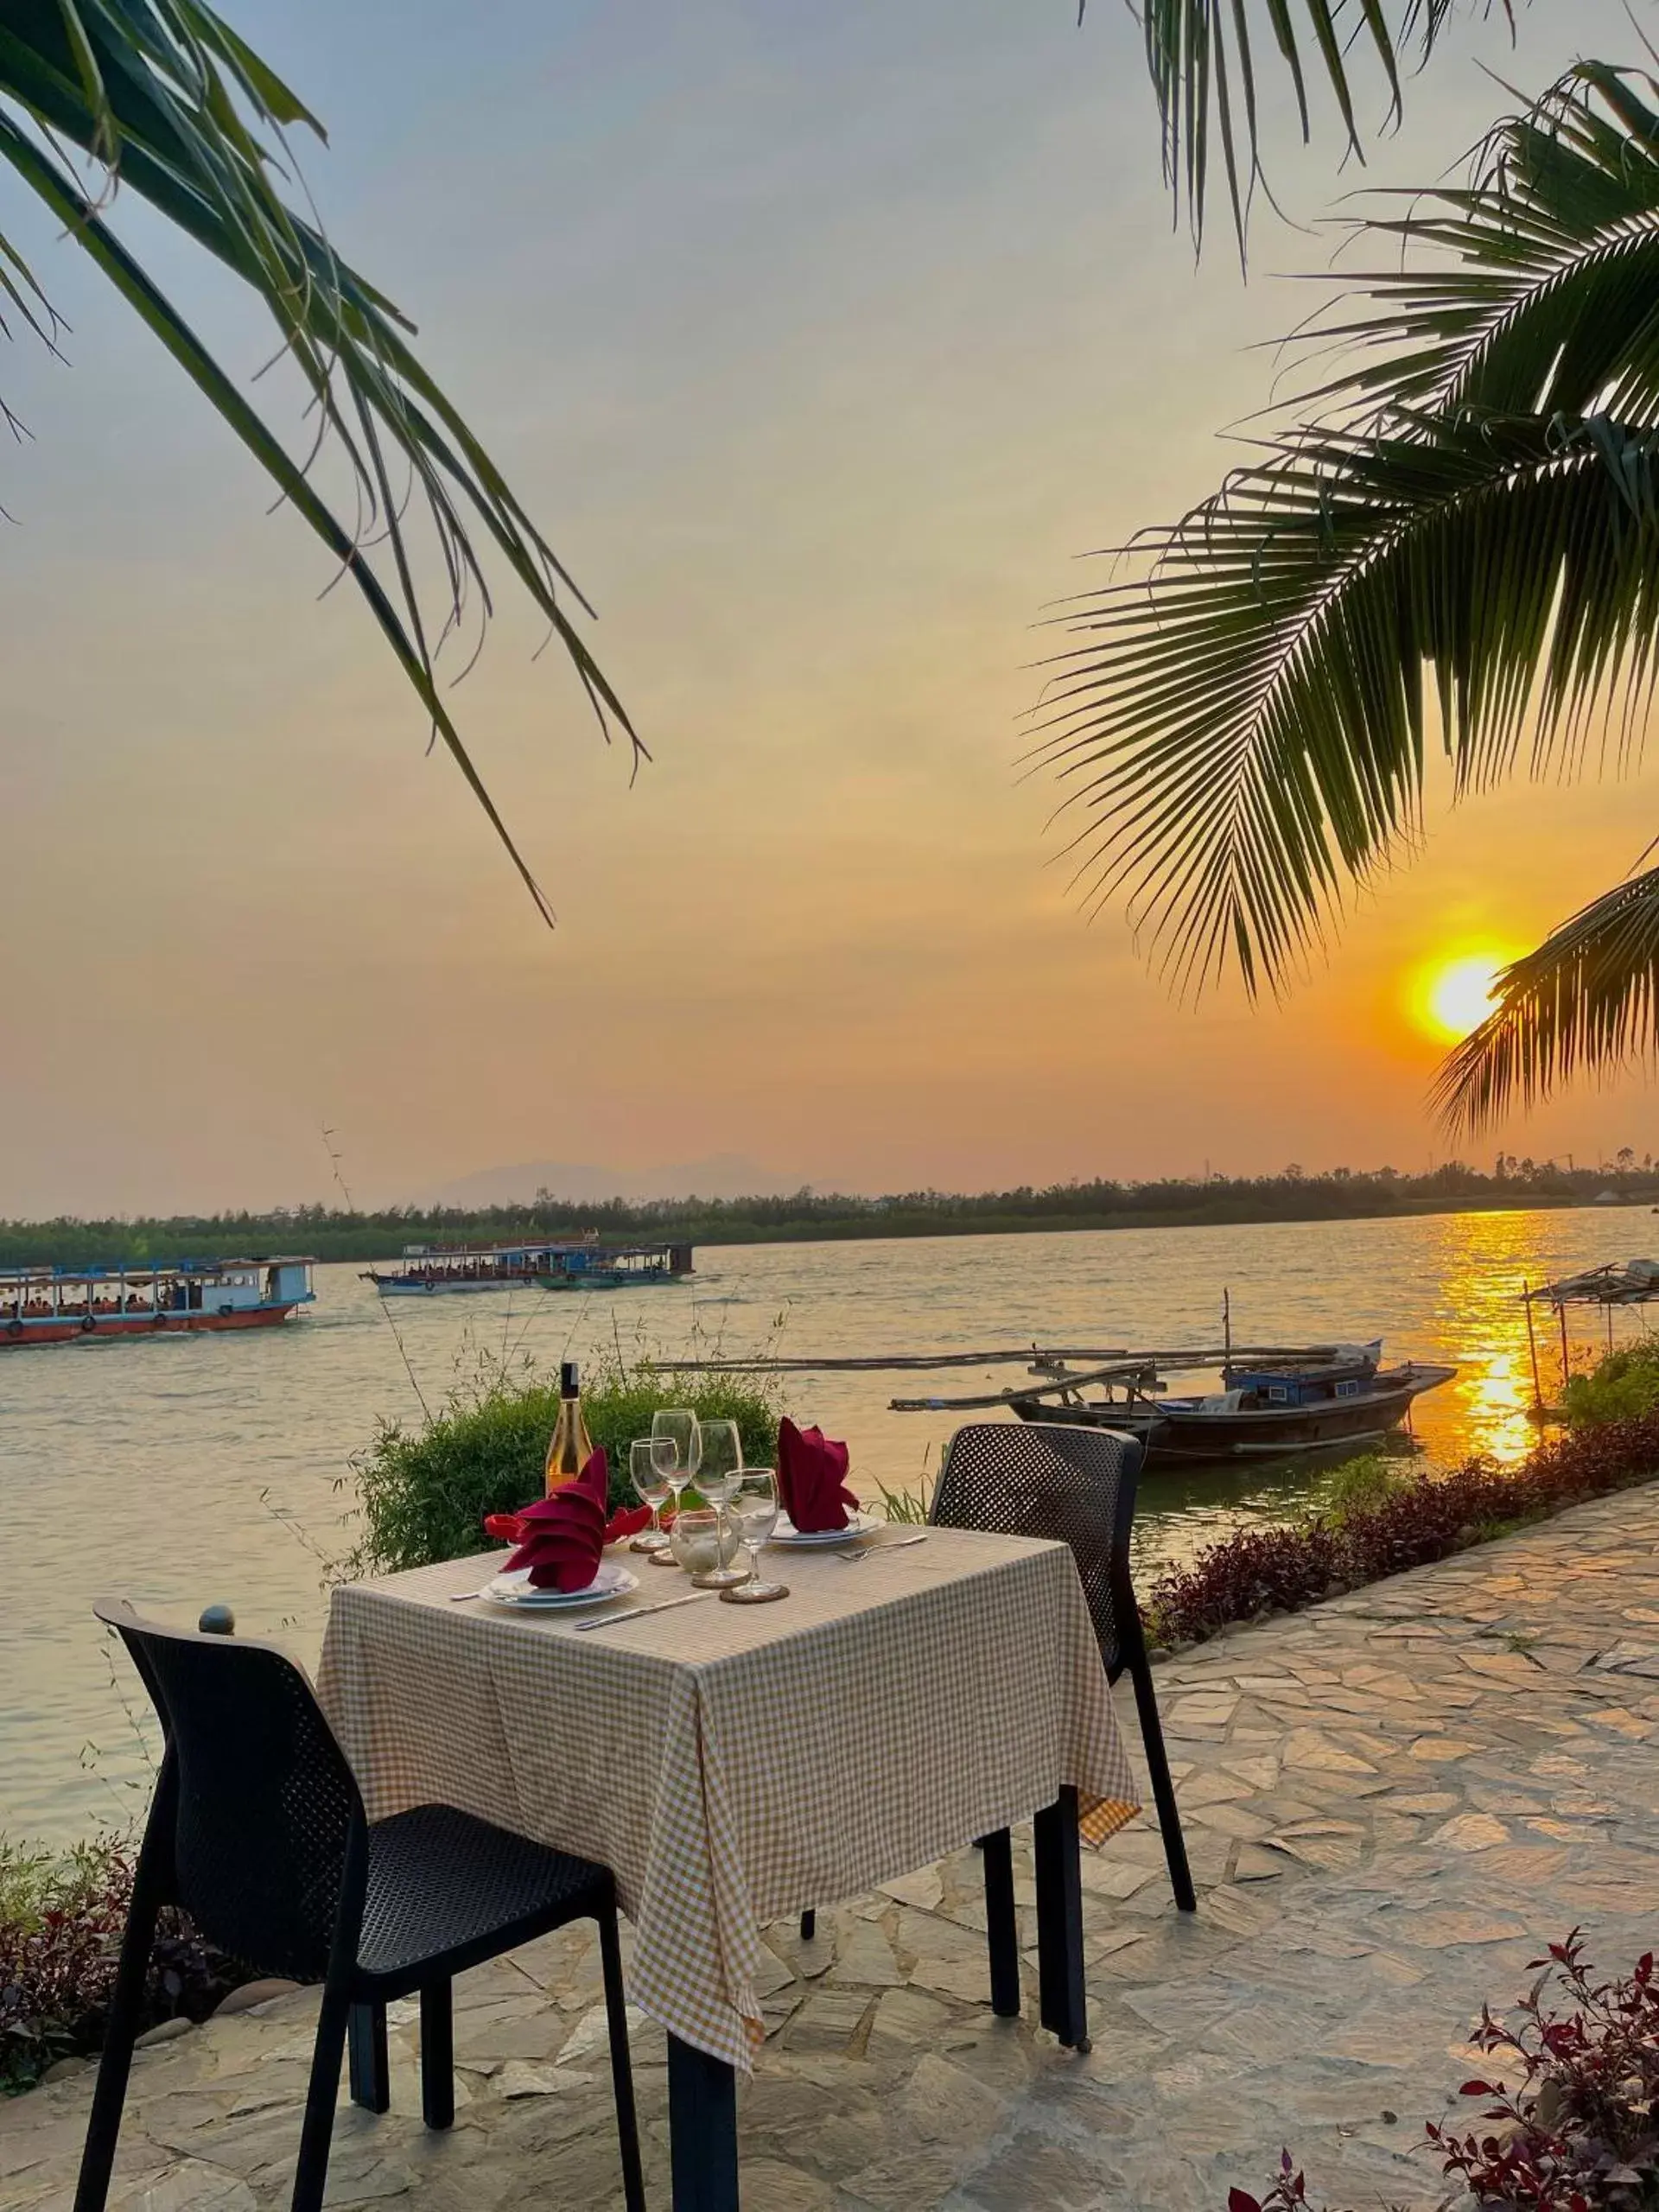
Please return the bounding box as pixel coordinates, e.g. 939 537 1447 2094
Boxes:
3 1205 1649 1842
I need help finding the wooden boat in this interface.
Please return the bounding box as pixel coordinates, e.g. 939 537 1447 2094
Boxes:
0 1257 315 1348
363 1238 694 1296
1009 1345 1456 1464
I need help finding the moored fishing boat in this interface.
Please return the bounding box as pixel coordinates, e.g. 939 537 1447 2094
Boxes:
363 1237 694 1295
1009 1344 1456 1463
0 1256 315 1347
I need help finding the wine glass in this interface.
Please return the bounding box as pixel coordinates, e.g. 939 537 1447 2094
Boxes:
691 1419 749 1588
629 1437 674 1554
721 1468 788 1604
649 1410 702 1566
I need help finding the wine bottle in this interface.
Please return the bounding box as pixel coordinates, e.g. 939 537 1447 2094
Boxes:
544 1361 594 1493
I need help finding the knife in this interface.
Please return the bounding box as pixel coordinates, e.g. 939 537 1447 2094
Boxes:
574 1591 713 1632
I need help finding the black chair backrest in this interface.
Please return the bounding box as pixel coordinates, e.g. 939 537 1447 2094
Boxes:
95 1598 362 1983
929 1421 1142 1675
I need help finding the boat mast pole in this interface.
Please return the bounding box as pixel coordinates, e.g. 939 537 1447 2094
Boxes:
1222 1287 1232 1371
1522 1282 1544 1412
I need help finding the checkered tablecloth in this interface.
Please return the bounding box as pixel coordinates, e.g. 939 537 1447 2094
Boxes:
317 1528 1137 2070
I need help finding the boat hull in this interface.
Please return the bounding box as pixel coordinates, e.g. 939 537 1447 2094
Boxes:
1012 1365 1455 1465
0 1303 299 1348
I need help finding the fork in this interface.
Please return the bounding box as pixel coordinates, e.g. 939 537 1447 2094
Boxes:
836 1533 930 1564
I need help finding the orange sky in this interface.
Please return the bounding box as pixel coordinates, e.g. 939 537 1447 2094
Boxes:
0 0 1654 1214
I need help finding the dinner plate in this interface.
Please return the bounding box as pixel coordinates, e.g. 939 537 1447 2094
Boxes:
770 1510 880 1548
484 1562 639 1610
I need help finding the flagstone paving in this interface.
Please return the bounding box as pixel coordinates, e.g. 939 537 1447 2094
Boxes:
8 1484 1659 2212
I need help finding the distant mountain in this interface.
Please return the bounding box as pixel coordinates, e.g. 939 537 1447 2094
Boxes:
427 1154 809 1209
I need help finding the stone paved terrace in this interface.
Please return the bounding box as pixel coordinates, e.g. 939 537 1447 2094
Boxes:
8 1484 1659 2212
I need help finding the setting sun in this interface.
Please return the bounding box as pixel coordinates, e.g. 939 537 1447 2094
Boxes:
1415 952 1512 1043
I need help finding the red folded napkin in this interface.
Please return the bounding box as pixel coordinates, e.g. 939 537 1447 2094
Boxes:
484 1451 654 1557
775 1416 858 1533
485 1448 610 1591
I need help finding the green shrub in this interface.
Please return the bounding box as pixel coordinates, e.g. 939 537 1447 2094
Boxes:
1561 1338 1659 1428
347 1351 785 1573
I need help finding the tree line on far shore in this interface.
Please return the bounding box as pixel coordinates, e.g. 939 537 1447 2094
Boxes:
0 1155 1656 1267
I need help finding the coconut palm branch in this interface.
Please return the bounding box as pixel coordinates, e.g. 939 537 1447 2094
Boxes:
0 0 642 920
1434 867 1659 1131
1035 63 1659 1066
1128 0 1498 251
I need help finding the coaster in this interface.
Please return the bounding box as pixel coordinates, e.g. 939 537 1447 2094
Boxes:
720 1581 790 1605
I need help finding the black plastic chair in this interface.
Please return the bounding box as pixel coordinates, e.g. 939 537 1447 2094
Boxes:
930 1421 1196 1920
75 1599 645 2212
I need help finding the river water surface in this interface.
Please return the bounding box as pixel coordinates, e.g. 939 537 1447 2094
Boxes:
3 1204 1650 1840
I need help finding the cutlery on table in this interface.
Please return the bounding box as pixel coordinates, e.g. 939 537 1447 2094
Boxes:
837 1533 930 1563
575 1591 713 1632
448 1590 481 1602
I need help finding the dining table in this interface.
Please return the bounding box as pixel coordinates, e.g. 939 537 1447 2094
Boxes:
318 1523 1140 2210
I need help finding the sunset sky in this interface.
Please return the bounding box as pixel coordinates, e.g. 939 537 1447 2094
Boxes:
2 0 1655 1216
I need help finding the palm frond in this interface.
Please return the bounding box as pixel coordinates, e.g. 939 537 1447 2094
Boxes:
1434 866 1659 1131
0 0 642 918
1033 409 1659 997
1121 0 1503 255
1289 65 1659 429
1045 61 1659 1006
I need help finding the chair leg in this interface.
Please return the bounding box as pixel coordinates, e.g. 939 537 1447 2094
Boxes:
347 1999 389 2113
598 1906 645 2212
978 1828 1020 2018
419 1981 454 2131
1033 1788 1089 2053
799 1909 817 1942
290 1973 352 2212
73 1857 165 2212
1129 1647 1197 1912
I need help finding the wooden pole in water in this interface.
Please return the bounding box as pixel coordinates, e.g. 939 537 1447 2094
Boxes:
1523 1283 1544 1411
1560 1302 1572 1393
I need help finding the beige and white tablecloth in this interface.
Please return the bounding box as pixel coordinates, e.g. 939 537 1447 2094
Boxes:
318 1529 1137 2071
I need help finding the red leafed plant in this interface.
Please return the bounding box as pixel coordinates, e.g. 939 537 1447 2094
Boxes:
1226 1936 1659 2212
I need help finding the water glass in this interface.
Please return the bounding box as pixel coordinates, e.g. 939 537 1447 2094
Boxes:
693 1419 750 1587
668 1506 744 1586
629 1437 674 1554
721 1468 788 1605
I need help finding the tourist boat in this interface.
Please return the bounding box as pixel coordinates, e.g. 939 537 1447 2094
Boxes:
0 1257 316 1347
1006 1344 1457 1464
363 1238 694 1295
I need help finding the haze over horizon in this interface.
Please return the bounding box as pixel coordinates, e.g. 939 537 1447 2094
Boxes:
4 0 1657 1220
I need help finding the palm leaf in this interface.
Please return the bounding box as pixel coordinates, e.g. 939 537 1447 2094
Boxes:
1120 0 1500 253
1041 62 1659 1007
1032 409 1659 996
0 0 642 917
1434 867 1659 1131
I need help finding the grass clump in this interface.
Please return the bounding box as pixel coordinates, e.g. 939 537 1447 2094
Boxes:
1562 1338 1659 1429
348 1347 785 1574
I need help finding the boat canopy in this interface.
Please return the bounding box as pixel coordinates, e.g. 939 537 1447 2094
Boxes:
1528 1260 1659 1307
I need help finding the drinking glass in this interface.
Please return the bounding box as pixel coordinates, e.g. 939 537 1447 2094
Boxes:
690 1419 749 1588
629 1437 674 1554
649 1410 702 1566
721 1469 788 1604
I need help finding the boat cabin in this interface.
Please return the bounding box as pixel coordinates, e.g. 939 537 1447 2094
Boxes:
1221 1351 1379 1408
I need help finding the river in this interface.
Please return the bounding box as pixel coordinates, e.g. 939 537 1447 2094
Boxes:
3 1203 1649 1843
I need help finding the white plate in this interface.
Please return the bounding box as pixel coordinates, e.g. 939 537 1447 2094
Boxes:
484 1562 639 1610
770 1510 880 1548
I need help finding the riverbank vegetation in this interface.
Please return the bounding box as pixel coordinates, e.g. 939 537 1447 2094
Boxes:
0 1834 243 2095
1144 1414 1659 1653
3 1157 1657 1268
347 1351 783 1574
